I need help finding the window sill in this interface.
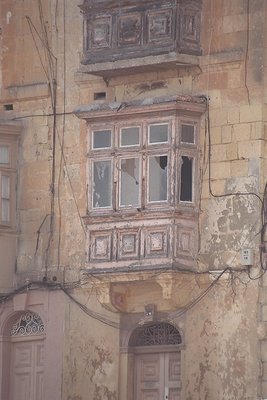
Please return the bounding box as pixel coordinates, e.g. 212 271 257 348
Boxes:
84 206 198 225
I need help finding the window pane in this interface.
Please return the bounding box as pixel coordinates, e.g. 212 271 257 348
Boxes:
149 124 168 144
181 124 195 144
1 175 10 222
120 158 140 206
180 156 193 202
93 130 111 149
93 161 112 208
149 155 168 202
0 146 9 164
120 127 140 147
2 199 10 222
2 175 10 198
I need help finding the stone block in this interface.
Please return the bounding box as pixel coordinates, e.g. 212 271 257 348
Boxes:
223 15 247 33
240 104 262 123
210 109 228 127
251 122 264 140
222 87 249 106
210 126 222 144
238 140 263 158
231 160 249 177
233 123 251 142
210 162 231 179
208 72 228 90
223 1 247 16
227 108 240 124
227 68 242 89
208 179 226 196
211 144 227 162
226 143 238 160
222 125 232 143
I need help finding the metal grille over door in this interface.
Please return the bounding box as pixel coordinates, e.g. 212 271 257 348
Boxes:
11 312 45 337
134 323 182 346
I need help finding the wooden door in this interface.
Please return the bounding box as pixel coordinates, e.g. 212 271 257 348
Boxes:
135 351 181 400
10 339 45 400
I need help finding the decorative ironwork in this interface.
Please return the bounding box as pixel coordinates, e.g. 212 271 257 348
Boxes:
11 312 45 337
134 323 181 346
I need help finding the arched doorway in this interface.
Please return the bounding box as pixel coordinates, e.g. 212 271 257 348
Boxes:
130 322 182 400
9 312 45 400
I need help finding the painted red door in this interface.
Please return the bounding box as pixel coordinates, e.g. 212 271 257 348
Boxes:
135 351 181 400
10 339 45 400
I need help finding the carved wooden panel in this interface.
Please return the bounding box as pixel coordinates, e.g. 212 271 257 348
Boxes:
90 231 112 261
147 10 173 43
145 228 168 258
178 2 201 53
118 230 140 260
117 14 142 47
87 216 198 269
88 17 112 49
80 0 202 65
176 226 196 258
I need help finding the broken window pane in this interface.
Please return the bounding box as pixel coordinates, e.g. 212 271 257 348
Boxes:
0 146 9 164
181 124 195 144
149 124 168 144
180 156 193 202
93 130 111 149
93 161 112 208
120 158 140 206
1 175 10 222
120 127 140 147
148 155 168 202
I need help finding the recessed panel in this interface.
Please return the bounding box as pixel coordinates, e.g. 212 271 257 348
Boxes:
145 228 168 257
90 232 112 261
90 17 111 48
148 10 172 42
118 231 139 259
118 14 142 46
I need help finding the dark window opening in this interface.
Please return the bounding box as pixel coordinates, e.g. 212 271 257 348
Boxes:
94 92 106 101
4 104 13 111
180 156 193 202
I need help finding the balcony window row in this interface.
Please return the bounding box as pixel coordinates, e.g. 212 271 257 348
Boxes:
87 119 198 212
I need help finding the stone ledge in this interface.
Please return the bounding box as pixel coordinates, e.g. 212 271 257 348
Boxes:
78 53 200 79
2 82 50 103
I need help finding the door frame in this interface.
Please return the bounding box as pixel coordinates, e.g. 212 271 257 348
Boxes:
9 334 46 400
119 320 184 400
133 345 182 400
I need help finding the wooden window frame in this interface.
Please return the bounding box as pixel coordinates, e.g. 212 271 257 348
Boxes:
0 124 20 230
87 114 199 214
